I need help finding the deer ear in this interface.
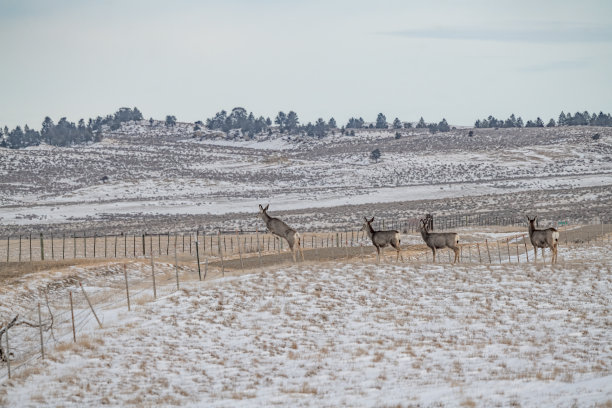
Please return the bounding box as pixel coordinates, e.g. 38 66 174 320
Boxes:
534 215 538 221
259 204 263 210
369 217 375 223
363 217 368 222
264 204 269 211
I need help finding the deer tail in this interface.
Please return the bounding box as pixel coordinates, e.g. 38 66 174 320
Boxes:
552 230 559 244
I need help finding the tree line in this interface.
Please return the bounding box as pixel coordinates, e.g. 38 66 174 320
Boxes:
0 107 143 149
475 111 612 129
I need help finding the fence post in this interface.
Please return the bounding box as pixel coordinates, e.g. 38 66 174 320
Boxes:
69 291 76 342
123 264 130 311
195 239 202 281
73 234 76 259
485 240 492 264
150 250 157 299
29 233 32 262
4 321 10 378
516 243 520 263
5 237 8 262
523 235 529 262
83 232 86 258
79 282 102 328
497 240 502 264
51 233 54 260
236 231 244 271
506 238 511 262
38 302 45 360
40 233 45 261
174 243 180 291
18 235 22 262
205 257 209 280
62 234 65 260
93 233 96 258
477 243 482 263
256 229 263 268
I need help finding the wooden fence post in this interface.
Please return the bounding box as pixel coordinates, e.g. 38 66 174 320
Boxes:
4 321 10 378
40 233 45 261
523 235 529 262
123 264 131 311
485 240 492 263
506 238 511 262
477 243 482 263
256 229 263 268
79 282 102 328
51 233 54 260
69 291 76 342
38 302 45 360
174 242 180 291
83 232 87 258
205 257 209 280
29 233 32 262
150 249 157 299
236 231 244 271
62 234 65 260
195 239 202 281
5 237 8 262
497 241 502 264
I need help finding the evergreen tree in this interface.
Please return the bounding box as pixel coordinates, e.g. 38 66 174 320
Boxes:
314 118 327 138
516 117 524 127
535 117 544 127
416 117 427 128
370 148 381 163
392 117 402 129
375 113 388 129
275 111 287 132
547 118 556 127
346 117 364 129
437 118 450 132
286 111 299 133
165 115 177 127
328 117 337 128
403 122 412 128
558 111 566 126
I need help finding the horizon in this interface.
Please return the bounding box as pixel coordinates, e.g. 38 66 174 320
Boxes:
1 0 611 129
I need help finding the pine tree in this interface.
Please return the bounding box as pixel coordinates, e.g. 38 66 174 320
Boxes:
392 118 402 129
546 118 556 127
416 117 426 128
370 148 381 163
376 113 388 129
328 117 337 128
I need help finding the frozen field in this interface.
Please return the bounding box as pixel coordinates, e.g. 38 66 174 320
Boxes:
1 240 610 407
1 123 611 235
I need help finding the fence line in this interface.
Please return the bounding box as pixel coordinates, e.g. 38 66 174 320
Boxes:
1 222 611 383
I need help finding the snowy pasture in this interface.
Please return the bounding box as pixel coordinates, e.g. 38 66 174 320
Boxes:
1 243 610 407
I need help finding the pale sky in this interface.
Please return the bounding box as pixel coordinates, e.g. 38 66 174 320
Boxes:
1 0 611 129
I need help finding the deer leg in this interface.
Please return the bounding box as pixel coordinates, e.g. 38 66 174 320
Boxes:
376 247 380 264
432 248 436 263
533 247 537 263
453 248 460 264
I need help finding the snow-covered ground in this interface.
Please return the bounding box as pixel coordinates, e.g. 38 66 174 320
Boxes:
1 241 610 407
1 123 611 232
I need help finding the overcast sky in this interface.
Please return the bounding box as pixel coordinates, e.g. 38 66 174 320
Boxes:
1 0 611 129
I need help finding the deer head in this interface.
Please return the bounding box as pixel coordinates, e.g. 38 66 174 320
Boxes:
258 204 269 219
526 215 538 224
360 217 374 232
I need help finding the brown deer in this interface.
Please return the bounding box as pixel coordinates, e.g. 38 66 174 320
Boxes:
526 215 559 264
258 204 304 262
419 218 460 263
360 217 403 263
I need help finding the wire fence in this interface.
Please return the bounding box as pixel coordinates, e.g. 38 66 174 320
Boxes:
1 222 611 383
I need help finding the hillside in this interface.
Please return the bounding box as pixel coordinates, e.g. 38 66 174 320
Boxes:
1 122 611 235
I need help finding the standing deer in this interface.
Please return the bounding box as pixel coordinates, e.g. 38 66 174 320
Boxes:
360 217 403 263
526 215 559 264
257 204 304 262
419 218 460 263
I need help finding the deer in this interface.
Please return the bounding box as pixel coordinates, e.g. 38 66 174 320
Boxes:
526 215 559 264
257 204 304 262
419 218 460 263
360 217 403 263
